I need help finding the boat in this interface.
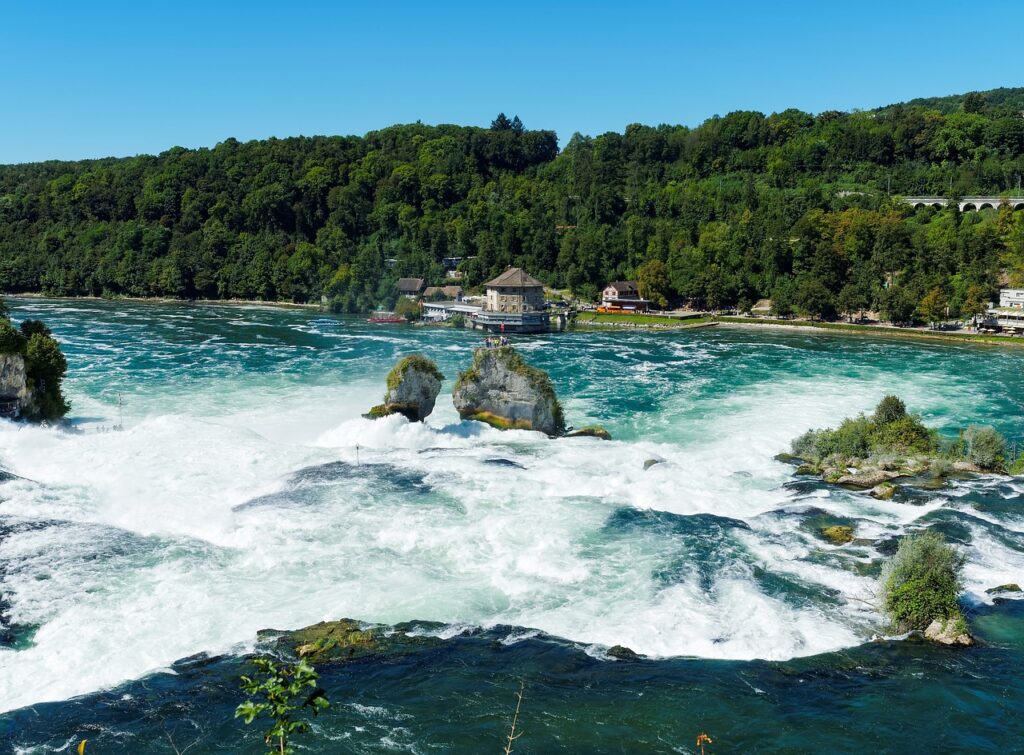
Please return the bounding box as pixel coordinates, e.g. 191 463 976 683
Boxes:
366 311 405 324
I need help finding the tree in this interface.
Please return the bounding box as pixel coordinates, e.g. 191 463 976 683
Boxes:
236 658 329 755
882 287 916 326
24 332 70 419
793 276 834 320
393 296 421 321
636 259 670 309
873 395 907 425
917 287 947 328
491 113 513 131
961 284 988 322
837 283 870 322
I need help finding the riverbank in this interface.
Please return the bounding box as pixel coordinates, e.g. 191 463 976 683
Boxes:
717 316 1024 348
573 312 715 329
6 292 321 311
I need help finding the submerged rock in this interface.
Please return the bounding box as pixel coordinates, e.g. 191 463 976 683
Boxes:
452 347 565 437
566 425 612 440
820 525 855 545
924 617 975 647
366 354 444 421
643 458 664 471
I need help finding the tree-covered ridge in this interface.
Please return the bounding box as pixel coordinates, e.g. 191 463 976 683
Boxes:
1 95 1024 318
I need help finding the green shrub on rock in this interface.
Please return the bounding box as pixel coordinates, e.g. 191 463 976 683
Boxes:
873 395 907 425
961 425 1006 471
881 530 966 633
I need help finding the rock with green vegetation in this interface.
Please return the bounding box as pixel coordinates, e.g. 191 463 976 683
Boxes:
881 530 972 645
365 354 444 421
0 318 69 422
821 525 855 544
259 618 441 664
869 482 897 500
566 425 612 440
924 617 974 647
985 583 1021 595
452 347 565 437
787 395 1008 493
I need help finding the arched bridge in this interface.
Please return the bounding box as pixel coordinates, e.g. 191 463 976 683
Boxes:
903 196 1024 212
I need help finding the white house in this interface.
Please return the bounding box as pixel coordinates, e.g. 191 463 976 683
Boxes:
999 289 1024 308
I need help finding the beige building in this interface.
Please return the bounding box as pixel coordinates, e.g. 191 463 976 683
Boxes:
483 268 546 313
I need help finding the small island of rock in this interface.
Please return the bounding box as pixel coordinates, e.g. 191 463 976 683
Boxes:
366 354 444 422
452 346 566 437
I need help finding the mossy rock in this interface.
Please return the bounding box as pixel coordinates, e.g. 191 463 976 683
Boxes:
869 482 897 500
364 404 394 419
985 583 1022 595
795 463 820 476
774 453 803 465
466 410 535 431
566 425 612 440
386 354 444 393
260 619 440 664
606 644 640 660
821 525 855 545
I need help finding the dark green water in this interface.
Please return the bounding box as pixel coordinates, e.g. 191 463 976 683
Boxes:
0 299 1022 753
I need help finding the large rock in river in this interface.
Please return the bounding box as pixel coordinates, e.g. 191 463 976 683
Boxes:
366 354 444 421
452 347 565 437
0 353 37 419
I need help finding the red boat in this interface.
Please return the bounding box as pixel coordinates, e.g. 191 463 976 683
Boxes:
366 312 405 323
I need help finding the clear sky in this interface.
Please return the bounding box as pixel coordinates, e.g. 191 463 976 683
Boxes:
4 1 1024 164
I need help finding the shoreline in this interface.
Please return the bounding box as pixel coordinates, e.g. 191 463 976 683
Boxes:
716 316 1024 349
5 292 321 311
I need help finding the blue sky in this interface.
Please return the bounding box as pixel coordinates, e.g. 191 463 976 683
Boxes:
3 1 1023 163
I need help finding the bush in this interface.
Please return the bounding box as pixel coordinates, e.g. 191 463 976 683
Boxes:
0 321 26 355
961 425 1006 470
881 530 965 632
873 395 907 425
871 415 937 455
24 332 70 420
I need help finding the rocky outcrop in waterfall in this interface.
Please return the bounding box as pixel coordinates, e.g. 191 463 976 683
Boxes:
452 347 565 437
366 354 444 421
0 353 37 419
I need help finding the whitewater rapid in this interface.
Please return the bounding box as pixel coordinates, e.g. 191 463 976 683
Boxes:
1 301 1023 714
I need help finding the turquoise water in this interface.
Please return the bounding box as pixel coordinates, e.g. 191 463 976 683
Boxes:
1 299 1023 753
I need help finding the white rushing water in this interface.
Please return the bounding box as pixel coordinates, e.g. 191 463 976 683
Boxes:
1 306 1022 713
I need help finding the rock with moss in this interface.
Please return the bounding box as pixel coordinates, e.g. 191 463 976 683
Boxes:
366 354 444 422
452 347 565 437
868 482 897 500
985 583 1021 595
924 617 974 646
258 618 442 664
786 395 1009 494
0 319 69 422
566 425 612 440
821 525 854 545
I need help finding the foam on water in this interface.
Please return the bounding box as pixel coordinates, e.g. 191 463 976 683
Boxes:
1 299 1022 715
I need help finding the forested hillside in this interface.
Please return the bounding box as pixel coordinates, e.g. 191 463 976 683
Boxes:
2 91 1024 319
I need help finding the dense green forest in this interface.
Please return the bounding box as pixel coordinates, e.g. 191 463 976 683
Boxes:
3 88 1024 320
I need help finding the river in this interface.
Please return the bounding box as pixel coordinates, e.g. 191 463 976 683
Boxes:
1 298 1022 753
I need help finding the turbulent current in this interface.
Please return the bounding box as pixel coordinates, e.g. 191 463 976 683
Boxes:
2 298 1024 753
